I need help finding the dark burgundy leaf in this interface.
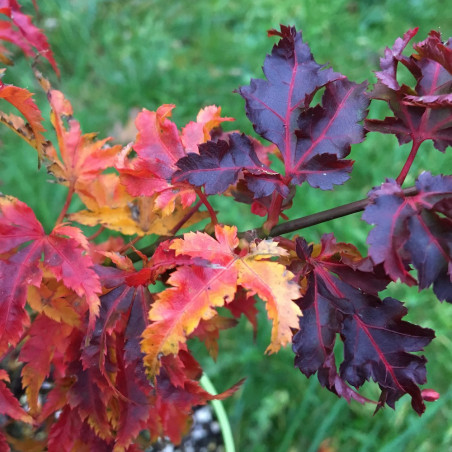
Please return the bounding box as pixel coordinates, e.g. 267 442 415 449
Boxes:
366 29 452 152
413 30 452 75
291 79 369 188
173 133 287 197
340 294 433 414
363 172 452 301
238 26 369 190
292 235 435 413
375 28 419 91
238 26 343 157
83 265 152 388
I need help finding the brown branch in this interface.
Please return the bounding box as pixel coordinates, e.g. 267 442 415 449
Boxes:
127 185 419 262
266 186 418 238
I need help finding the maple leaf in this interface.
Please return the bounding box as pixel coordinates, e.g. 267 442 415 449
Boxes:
80 263 156 448
0 73 46 156
238 25 369 190
142 225 301 377
365 29 452 152
191 316 238 360
0 195 101 349
19 314 75 415
174 227 302 354
43 89 126 211
291 235 435 413
83 263 152 382
181 105 234 153
363 172 452 301
148 350 243 444
0 0 59 74
117 104 236 216
70 196 208 236
173 133 288 197
116 105 197 214
0 369 32 424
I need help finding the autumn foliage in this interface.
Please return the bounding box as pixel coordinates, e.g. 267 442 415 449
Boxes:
0 1 451 450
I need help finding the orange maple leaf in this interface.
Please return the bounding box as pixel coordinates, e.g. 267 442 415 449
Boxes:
44 90 124 210
141 225 301 377
0 72 46 157
172 226 302 353
181 105 234 153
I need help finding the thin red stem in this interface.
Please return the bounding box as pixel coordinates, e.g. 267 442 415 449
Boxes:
396 139 422 185
170 199 203 235
87 226 105 241
196 188 218 225
263 192 284 234
55 184 75 226
119 236 142 254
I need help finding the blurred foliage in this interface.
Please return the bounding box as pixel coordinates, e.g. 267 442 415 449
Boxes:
1 0 452 450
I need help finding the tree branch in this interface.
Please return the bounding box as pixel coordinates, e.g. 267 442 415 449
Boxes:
265 186 418 237
127 186 419 262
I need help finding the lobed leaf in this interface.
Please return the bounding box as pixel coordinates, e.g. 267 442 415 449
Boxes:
173 133 287 197
0 74 46 156
116 104 230 214
363 172 452 301
238 25 369 190
291 235 435 414
366 29 452 152
142 225 301 374
45 89 125 210
0 195 101 341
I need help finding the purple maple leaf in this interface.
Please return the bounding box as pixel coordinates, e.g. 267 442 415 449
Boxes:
291 235 435 414
238 25 369 190
363 172 452 302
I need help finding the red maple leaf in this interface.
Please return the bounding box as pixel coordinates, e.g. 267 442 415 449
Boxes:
0 0 59 74
0 195 101 353
0 74 46 155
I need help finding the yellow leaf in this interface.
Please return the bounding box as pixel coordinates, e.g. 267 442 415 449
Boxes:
70 197 208 236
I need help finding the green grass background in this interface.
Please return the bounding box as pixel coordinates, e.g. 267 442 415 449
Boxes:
1 0 452 450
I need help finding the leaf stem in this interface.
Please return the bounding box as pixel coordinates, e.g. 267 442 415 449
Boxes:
54 184 75 226
396 139 422 185
119 236 142 254
264 192 284 233
87 226 105 241
196 188 218 225
169 199 203 235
